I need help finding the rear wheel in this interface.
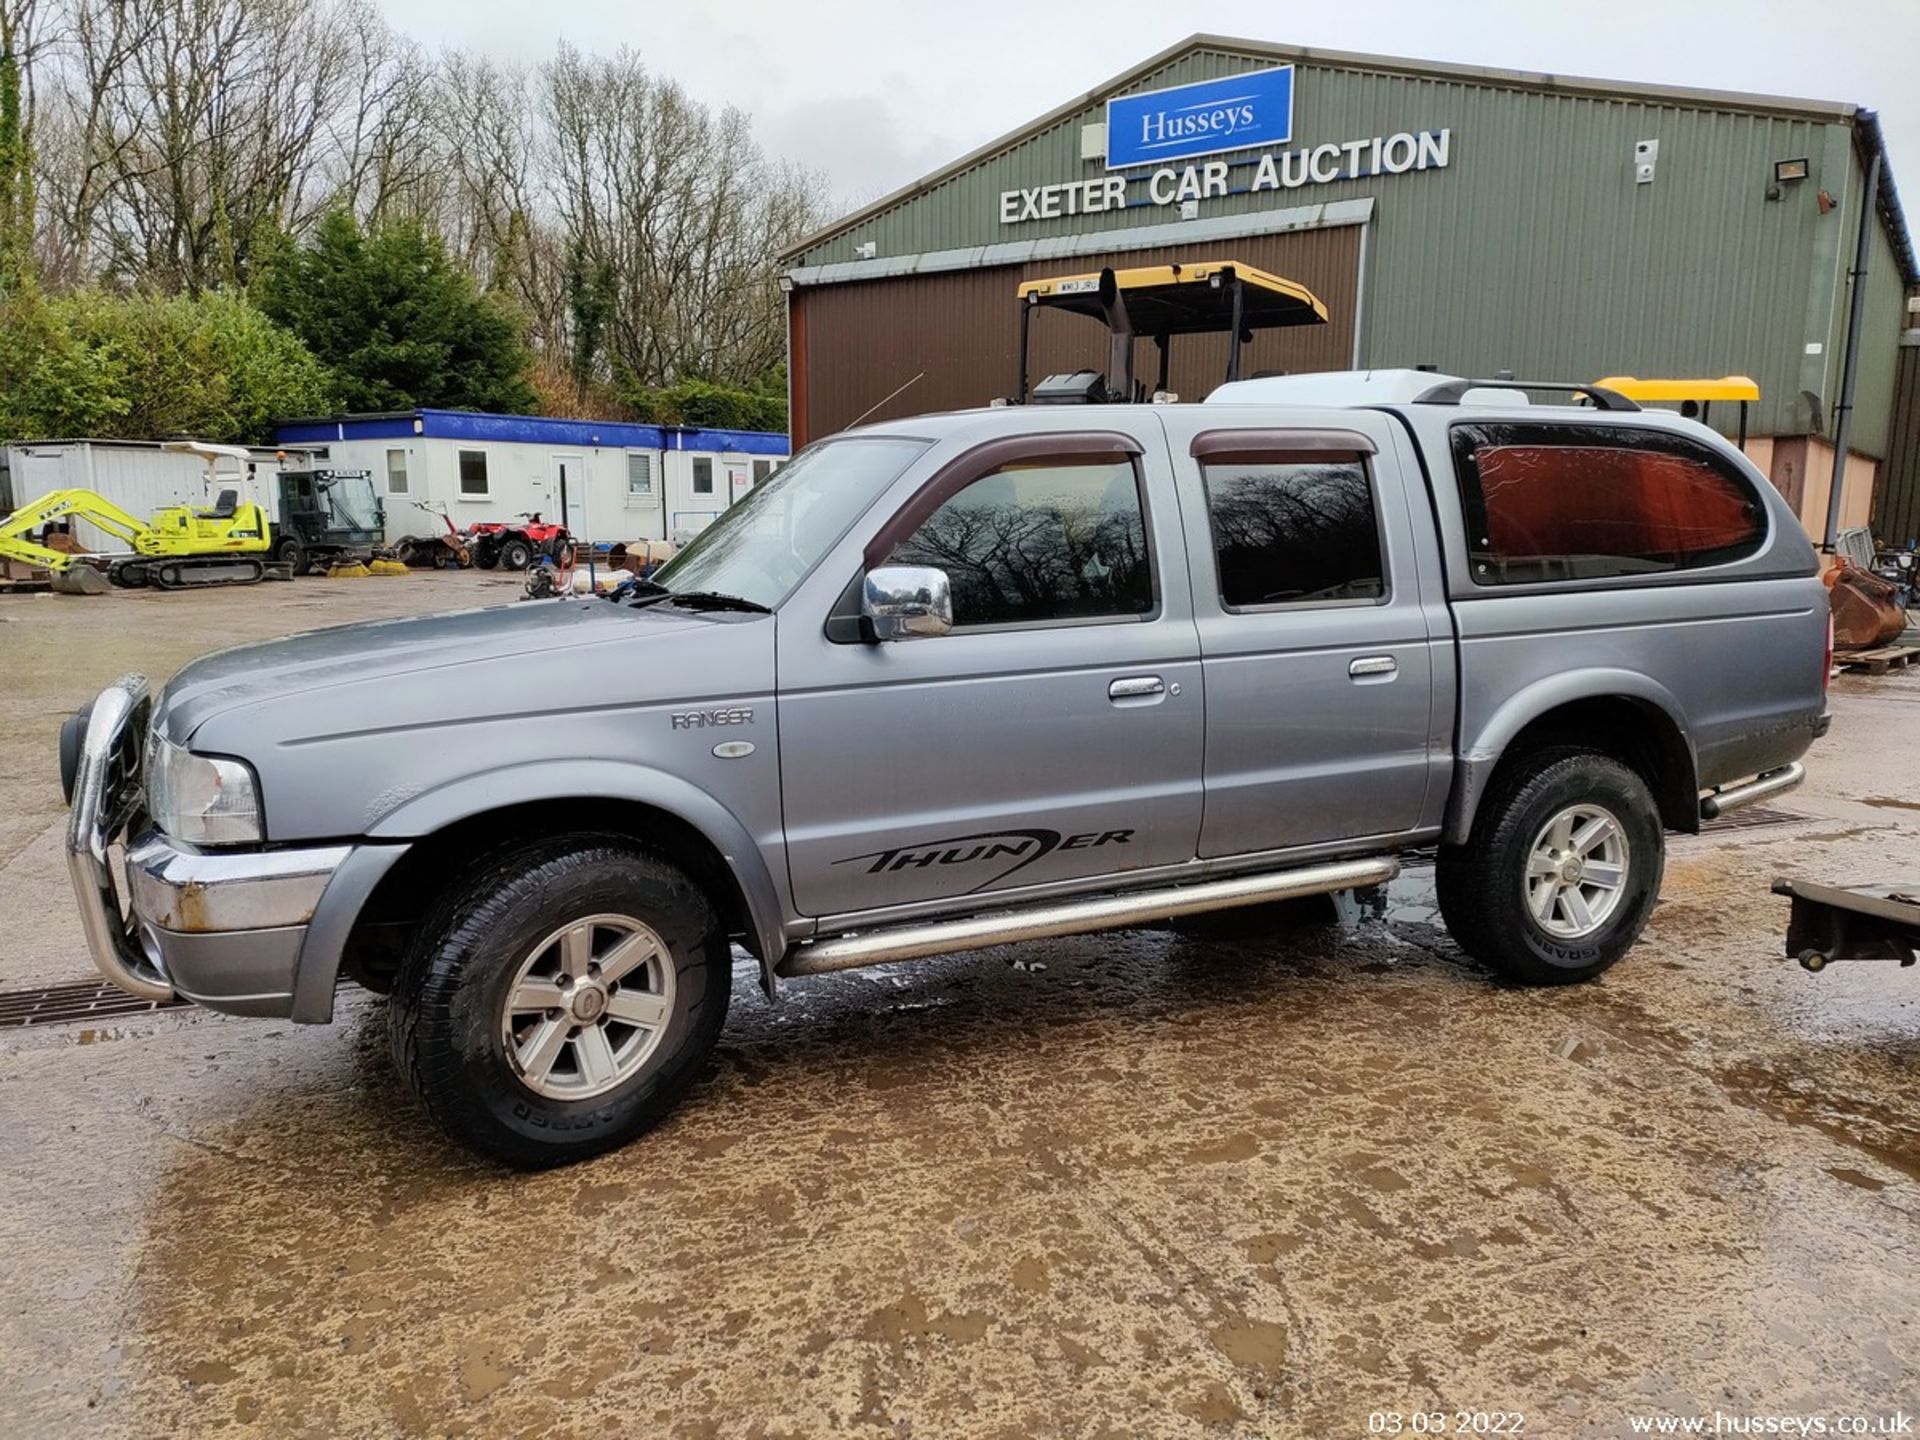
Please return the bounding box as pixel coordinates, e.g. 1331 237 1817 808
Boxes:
497 536 533 570
390 837 731 1167
1436 749 1663 985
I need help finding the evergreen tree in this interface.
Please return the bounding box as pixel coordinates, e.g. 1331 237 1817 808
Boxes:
259 209 538 414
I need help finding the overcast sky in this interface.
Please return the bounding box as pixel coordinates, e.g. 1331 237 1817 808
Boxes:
382 0 1920 218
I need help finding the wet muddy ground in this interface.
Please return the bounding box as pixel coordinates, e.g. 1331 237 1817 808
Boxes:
1 580 1917 1437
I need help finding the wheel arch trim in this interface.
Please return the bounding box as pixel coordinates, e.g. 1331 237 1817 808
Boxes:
1448 670 1698 844
363 761 791 995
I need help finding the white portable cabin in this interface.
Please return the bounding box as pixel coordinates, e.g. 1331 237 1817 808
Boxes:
0 439 322 545
272 409 791 546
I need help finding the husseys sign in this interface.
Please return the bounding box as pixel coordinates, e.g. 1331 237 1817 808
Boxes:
997 64 1451 226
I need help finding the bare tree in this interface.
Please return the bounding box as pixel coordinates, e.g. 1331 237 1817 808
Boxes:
541 43 826 390
21 2 828 403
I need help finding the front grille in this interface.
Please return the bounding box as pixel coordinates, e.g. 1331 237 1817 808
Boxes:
105 694 150 832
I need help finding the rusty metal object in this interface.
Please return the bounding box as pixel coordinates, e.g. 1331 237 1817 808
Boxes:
1774 876 1920 970
1825 558 1907 651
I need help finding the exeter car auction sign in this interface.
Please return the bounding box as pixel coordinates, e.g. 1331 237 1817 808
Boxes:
997 64 1452 227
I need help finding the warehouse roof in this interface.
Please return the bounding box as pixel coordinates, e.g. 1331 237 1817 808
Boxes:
273 408 788 455
784 33 1917 286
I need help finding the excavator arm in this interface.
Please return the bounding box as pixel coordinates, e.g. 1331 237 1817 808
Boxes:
0 488 153 573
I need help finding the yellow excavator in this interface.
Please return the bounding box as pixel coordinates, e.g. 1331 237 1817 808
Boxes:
0 441 278 593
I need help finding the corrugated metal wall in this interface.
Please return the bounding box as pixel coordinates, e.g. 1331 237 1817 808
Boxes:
789 43 1907 454
1875 338 1920 545
792 228 1360 443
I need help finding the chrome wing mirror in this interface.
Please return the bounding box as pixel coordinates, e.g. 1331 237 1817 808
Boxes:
861 565 953 641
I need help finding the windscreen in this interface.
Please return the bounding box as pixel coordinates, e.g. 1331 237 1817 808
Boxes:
652 437 930 609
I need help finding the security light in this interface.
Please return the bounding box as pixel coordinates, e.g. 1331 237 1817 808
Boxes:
1774 158 1809 183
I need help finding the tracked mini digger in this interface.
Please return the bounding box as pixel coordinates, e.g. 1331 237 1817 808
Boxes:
1013 259 1329 405
0 441 281 593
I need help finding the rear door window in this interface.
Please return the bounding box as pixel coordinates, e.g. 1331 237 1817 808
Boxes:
1450 423 1766 585
1197 448 1386 608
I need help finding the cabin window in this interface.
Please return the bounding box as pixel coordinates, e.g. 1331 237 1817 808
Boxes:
457 449 489 498
692 457 714 496
384 448 409 495
626 452 654 503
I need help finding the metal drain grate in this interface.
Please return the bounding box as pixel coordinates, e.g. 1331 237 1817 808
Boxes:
0 978 188 1029
1700 805 1810 833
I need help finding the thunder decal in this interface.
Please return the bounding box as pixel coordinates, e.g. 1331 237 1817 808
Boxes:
833 827 1135 893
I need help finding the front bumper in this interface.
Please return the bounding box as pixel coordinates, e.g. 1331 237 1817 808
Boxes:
65 674 385 1021
122 833 350 1015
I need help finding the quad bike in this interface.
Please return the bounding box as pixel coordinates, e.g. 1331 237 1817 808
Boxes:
391 501 473 569
471 512 573 571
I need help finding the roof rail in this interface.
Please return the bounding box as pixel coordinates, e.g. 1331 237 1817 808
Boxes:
1413 379 1640 411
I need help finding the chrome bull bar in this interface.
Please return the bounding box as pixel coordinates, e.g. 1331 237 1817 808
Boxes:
64 674 173 1001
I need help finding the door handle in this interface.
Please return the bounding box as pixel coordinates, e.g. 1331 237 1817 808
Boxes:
1349 656 1398 679
1109 676 1165 700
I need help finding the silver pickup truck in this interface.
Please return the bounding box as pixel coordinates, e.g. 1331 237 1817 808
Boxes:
62 372 1829 1166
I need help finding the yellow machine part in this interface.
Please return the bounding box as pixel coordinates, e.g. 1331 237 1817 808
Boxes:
1595 375 1761 404
136 500 272 557
367 559 411 576
0 487 271 573
326 561 372 579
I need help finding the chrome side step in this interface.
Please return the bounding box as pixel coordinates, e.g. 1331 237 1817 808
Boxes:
1699 761 1806 821
778 857 1400 978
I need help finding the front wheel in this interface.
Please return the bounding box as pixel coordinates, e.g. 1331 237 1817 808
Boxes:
1436 749 1663 986
497 536 533 570
390 838 731 1167
272 533 305 575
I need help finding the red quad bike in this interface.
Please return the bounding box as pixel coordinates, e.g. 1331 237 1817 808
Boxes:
469 512 573 571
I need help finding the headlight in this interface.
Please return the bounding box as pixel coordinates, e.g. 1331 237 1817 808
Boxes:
147 734 262 846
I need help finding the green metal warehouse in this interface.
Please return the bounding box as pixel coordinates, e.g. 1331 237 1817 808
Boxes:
780 34 1920 541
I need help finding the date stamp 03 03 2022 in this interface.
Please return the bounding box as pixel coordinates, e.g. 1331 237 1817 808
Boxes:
1358 1409 1916 1437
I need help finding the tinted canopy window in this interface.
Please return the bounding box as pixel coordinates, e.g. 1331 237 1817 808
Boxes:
889 459 1153 627
1452 424 1766 585
1200 454 1384 607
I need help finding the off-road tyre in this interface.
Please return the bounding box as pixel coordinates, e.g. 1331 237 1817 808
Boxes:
1435 748 1663 986
472 536 500 569
497 536 533 570
389 837 731 1168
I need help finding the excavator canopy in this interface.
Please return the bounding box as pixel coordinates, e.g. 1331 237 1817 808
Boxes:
1017 261 1328 338
1015 260 1329 405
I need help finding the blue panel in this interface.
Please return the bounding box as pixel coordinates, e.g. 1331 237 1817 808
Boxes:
1106 65 1293 170
417 410 670 449
682 428 790 456
274 410 789 453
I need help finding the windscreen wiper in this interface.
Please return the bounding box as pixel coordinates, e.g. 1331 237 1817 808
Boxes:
609 576 674 606
665 590 771 614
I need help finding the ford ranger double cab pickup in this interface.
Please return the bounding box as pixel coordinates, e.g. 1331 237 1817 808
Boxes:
62 372 1830 1166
